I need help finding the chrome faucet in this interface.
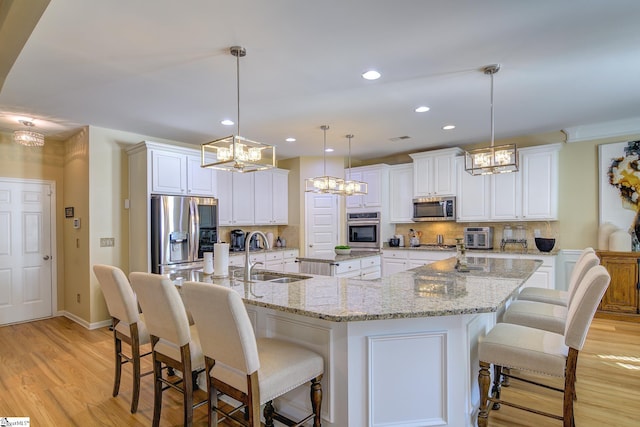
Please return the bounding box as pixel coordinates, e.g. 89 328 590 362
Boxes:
244 231 270 282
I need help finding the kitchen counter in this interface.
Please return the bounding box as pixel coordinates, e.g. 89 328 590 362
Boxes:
296 250 381 264
179 255 541 427
382 243 559 256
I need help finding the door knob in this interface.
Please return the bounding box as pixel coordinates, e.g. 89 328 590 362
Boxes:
43 255 50 260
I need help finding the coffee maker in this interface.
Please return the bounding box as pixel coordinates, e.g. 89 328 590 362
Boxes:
230 229 245 252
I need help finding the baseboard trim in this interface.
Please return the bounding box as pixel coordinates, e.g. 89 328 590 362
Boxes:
62 311 112 330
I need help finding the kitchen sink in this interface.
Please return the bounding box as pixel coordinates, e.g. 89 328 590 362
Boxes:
249 273 311 283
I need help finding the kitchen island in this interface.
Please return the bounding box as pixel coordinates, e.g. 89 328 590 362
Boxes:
179 255 541 427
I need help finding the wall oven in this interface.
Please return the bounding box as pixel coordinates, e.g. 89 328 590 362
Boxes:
412 196 456 222
347 212 381 251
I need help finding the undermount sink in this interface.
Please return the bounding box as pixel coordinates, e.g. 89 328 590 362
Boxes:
249 273 311 283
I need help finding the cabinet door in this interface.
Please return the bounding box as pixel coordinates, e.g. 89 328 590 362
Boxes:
413 156 434 197
522 265 553 289
254 170 273 225
151 150 186 194
187 155 216 196
362 169 382 207
600 256 639 313
272 170 289 224
490 171 521 220
284 259 300 273
382 258 408 276
216 171 234 225
389 164 414 223
345 171 363 209
521 148 558 220
433 155 456 195
456 158 490 221
232 173 255 225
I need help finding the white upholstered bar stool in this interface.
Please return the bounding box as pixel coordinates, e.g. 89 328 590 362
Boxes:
477 265 610 427
93 264 151 413
182 281 324 427
130 272 206 427
517 247 596 306
502 252 600 334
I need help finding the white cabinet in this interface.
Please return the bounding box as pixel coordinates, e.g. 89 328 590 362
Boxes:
478 252 556 290
334 255 381 279
456 144 561 222
360 256 382 279
388 164 414 223
334 259 362 278
283 249 300 273
345 165 389 211
217 172 255 226
228 254 245 267
254 169 289 225
382 249 454 276
409 148 463 197
150 148 216 196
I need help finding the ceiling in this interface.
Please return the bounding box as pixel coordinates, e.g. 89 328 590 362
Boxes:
2 0 640 161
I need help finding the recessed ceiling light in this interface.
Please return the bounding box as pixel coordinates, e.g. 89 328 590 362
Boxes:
442 125 456 130
285 137 296 142
325 148 334 152
221 119 234 126
362 70 381 80
415 106 430 113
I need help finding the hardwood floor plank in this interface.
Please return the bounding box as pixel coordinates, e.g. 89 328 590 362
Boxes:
0 316 638 426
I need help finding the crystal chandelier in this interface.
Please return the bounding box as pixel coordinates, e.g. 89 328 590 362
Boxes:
464 64 518 175
201 46 275 173
342 134 367 195
14 120 44 147
305 125 345 194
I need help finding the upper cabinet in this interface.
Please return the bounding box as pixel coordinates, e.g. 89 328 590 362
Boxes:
254 169 289 225
345 164 389 211
388 163 414 223
409 147 463 197
456 143 561 222
150 147 216 197
217 171 255 226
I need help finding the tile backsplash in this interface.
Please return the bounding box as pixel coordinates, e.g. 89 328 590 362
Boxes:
393 221 559 249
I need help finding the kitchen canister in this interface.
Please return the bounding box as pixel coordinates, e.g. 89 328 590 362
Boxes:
266 232 275 249
213 243 230 277
203 252 214 275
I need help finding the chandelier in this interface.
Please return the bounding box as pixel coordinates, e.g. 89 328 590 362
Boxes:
201 46 275 173
14 120 44 147
305 125 346 194
342 134 367 195
464 64 518 175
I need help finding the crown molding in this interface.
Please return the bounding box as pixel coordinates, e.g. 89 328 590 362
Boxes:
563 117 640 143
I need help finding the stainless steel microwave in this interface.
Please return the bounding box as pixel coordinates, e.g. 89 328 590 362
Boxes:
412 196 456 222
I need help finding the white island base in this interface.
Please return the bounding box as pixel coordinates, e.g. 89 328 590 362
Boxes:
246 304 495 427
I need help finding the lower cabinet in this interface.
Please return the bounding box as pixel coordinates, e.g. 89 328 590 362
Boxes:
227 249 299 273
334 255 381 279
382 250 453 277
596 250 640 317
477 252 556 290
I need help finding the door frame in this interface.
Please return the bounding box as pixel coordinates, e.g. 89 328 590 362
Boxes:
0 177 58 321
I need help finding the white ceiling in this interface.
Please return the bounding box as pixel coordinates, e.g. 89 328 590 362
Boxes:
2 0 640 160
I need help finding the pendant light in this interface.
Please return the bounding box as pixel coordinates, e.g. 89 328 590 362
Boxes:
305 125 345 194
201 46 275 173
464 64 518 175
343 134 367 195
14 120 44 147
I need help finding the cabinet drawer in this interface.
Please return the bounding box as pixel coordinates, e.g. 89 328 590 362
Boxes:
249 253 266 263
229 255 244 266
360 256 381 269
283 249 298 259
334 259 360 275
382 250 408 259
265 251 284 262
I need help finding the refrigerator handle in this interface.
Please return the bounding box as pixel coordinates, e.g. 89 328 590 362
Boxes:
190 198 200 261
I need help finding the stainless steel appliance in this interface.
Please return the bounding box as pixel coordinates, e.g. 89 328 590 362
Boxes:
463 226 494 249
412 196 456 222
150 195 218 273
347 212 381 250
230 229 246 252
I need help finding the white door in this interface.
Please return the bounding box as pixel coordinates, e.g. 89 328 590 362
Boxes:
0 179 54 325
305 193 338 258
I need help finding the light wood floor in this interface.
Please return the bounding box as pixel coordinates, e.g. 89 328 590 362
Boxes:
0 316 638 426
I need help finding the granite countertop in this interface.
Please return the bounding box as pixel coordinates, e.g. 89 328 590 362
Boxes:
382 244 559 256
174 255 541 323
296 250 381 264
228 247 297 254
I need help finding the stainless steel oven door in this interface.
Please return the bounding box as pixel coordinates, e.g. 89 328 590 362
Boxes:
347 220 380 250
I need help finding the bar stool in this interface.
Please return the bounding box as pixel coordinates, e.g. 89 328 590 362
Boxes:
130 272 206 427
182 281 324 427
93 264 151 413
477 265 610 427
517 247 596 306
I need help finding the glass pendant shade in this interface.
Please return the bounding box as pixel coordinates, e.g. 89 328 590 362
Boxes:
464 64 518 176
14 129 44 147
201 46 275 173
342 133 368 195
305 125 348 194
202 135 275 172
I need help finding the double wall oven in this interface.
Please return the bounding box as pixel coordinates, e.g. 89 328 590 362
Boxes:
347 212 381 251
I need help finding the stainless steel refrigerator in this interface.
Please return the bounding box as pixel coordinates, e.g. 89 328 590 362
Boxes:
150 194 218 274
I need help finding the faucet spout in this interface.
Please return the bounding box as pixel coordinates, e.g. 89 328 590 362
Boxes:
244 231 271 282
